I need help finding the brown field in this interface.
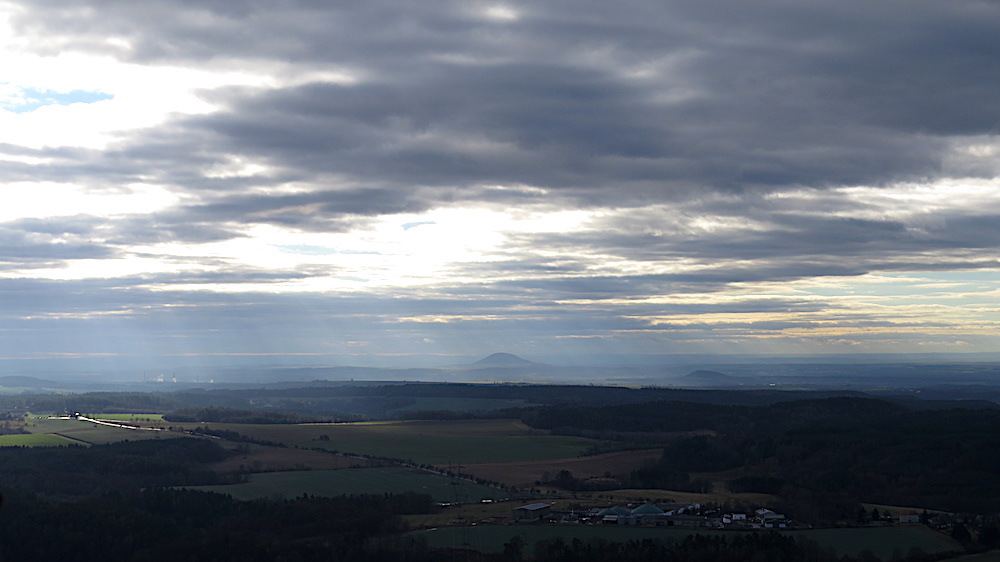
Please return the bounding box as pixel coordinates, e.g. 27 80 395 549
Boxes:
405 498 576 528
861 502 949 518
600 487 779 507
210 444 383 473
463 449 663 488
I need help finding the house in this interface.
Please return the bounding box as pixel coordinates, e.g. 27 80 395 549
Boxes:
723 513 747 525
660 502 700 515
899 513 921 524
756 509 785 521
512 503 551 522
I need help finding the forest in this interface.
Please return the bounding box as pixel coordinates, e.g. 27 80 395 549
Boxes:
526 397 1000 515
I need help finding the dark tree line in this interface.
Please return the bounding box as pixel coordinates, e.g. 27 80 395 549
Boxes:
164 407 330 424
0 436 460 561
0 489 435 562
0 437 233 500
0 382 867 420
522 397 1000 515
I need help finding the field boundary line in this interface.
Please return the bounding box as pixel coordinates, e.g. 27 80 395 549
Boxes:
51 432 93 445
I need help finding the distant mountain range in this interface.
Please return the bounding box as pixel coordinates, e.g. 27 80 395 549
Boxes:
5 354 1000 401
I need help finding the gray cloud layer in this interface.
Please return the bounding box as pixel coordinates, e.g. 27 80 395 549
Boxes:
15 0 1000 199
2 0 999 365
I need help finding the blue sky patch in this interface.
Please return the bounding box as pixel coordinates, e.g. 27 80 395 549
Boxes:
1 86 113 113
403 221 436 230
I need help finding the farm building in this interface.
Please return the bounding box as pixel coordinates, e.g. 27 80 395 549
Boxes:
659 514 713 528
753 508 787 527
631 503 664 516
660 502 700 515
631 503 664 525
722 513 747 525
595 506 631 525
512 503 551 522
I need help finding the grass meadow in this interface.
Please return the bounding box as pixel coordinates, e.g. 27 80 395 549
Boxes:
463 449 663 488
26 416 181 445
185 467 513 503
181 419 601 465
0 433 82 447
792 526 962 559
88 413 166 422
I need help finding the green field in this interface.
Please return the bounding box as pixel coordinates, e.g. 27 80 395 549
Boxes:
185 467 513 503
0 433 81 447
88 413 165 422
306 433 595 465
418 524 962 559
183 419 600 465
26 417 81 432
795 526 962 560
26 417 182 445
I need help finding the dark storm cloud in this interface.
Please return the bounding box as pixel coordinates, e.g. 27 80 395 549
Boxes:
4 0 996 268
7 1 479 65
11 0 997 211
184 69 691 195
165 62 943 205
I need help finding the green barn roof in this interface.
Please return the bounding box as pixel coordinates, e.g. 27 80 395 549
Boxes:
632 503 664 515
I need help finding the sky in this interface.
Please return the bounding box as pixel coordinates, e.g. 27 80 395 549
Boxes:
1 0 999 372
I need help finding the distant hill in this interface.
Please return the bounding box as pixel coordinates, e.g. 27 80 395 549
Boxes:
683 369 732 379
679 370 738 386
0 375 59 388
473 353 536 367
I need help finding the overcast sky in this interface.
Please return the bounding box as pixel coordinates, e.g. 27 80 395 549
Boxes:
1 0 999 372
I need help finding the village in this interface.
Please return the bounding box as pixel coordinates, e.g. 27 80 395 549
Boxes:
511 501 791 529
506 500 963 531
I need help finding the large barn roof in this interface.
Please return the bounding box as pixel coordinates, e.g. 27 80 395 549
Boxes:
515 503 551 511
597 506 631 518
632 503 664 515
